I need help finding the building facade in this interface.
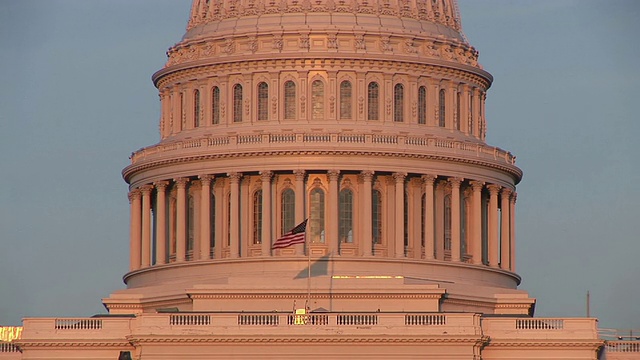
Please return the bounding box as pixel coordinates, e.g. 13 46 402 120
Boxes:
2 0 636 359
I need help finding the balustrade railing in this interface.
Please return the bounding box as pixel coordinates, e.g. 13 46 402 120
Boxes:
130 132 517 167
606 341 640 352
238 314 279 326
170 314 211 326
336 314 378 326
405 314 446 326
54 318 103 330
515 318 564 330
0 343 19 353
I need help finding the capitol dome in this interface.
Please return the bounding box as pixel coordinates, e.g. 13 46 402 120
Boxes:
111 0 527 316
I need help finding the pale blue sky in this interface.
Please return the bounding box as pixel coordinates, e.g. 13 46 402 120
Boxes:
0 1 638 330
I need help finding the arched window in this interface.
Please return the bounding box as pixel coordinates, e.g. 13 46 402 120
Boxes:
169 196 177 261
439 89 446 127
233 83 243 122
311 80 324 120
194 89 201 127
214 192 216 259
179 92 184 131
444 194 451 251
394 83 404 122
339 81 352 119
253 190 263 244
339 189 353 243
456 91 461 130
257 82 268 121
309 188 325 243
187 194 195 259
212 86 220 124
281 188 295 235
368 82 379 121
372 189 382 244
284 81 296 120
418 86 427 124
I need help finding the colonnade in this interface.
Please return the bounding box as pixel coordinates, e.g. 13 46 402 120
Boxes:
128 170 516 273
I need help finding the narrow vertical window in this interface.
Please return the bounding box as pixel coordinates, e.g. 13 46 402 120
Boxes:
421 193 426 247
418 86 427 124
227 193 231 246
438 89 446 127
284 81 296 120
209 192 215 258
281 188 295 234
194 89 201 127
403 190 408 248
368 82 379 121
309 188 325 243
339 189 353 243
462 197 470 256
444 194 451 251
257 82 268 121
469 92 474 135
312 80 324 120
179 92 185 130
233 83 243 122
212 86 220 124
456 91 461 130
372 189 382 244
253 190 263 244
394 83 404 122
187 194 195 259
339 81 352 119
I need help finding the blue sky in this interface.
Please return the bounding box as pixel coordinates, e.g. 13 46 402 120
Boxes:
0 1 638 331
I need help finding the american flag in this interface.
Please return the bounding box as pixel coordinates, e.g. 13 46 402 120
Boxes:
271 219 308 249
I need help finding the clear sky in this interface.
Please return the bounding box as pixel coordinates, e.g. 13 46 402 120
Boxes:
0 1 638 331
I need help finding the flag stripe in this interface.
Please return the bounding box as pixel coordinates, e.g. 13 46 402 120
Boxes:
272 219 307 249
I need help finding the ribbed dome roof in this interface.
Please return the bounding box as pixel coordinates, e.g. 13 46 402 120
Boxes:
184 0 467 43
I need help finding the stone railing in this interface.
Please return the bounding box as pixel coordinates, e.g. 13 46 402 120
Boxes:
0 343 19 353
606 341 640 353
20 318 133 340
482 317 599 340
130 132 516 167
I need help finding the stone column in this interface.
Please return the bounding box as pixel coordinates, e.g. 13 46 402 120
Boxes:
434 181 446 260
447 85 456 129
361 171 374 256
422 175 436 260
471 88 480 137
175 178 189 262
199 175 213 260
228 172 242 258
140 185 154 267
261 171 273 256
500 188 512 269
294 170 306 255
487 184 501 267
469 181 484 265
128 189 142 271
154 181 169 265
510 192 517 272
393 173 407 258
327 170 340 254
449 178 462 262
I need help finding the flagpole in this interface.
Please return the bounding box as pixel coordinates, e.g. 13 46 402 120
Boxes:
306 230 311 311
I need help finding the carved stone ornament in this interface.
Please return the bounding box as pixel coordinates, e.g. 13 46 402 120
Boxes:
299 34 310 50
327 33 338 49
273 35 284 51
404 38 417 54
380 36 392 52
248 36 258 53
223 38 236 54
354 35 365 50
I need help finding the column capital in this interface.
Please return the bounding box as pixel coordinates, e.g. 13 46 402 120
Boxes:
421 174 436 186
293 169 306 181
154 180 170 191
198 174 214 186
360 170 374 182
174 177 190 188
448 177 463 188
327 170 340 181
469 180 484 191
260 171 273 182
227 172 243 183
392 172 407 183
501 187 513 197
487 184 502 195
128 189 141 202
139 184 154 195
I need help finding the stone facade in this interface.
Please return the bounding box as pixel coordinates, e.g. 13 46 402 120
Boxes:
2 0 636 359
